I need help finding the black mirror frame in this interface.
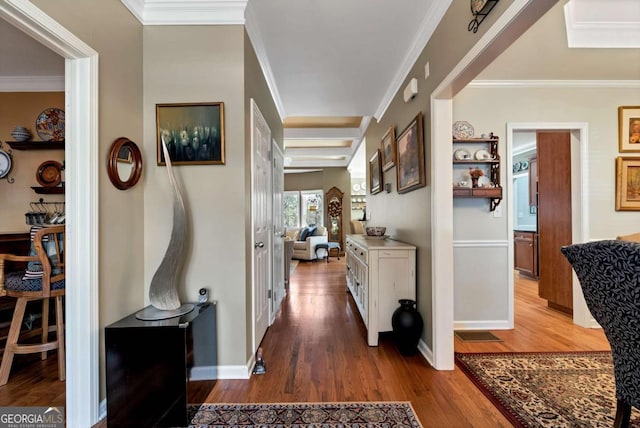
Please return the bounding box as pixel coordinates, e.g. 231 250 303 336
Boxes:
107 137 143 190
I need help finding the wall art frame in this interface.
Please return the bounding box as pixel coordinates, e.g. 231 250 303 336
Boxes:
618 106 640 153
616 156 640 211
395 112 426 194
156 102 225 166
380 126 396 172
369 150 382 195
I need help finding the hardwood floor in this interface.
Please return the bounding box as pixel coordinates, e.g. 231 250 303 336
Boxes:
203 260 609 427
6 259 610 428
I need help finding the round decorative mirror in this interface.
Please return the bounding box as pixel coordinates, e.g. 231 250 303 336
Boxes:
107 137 143 190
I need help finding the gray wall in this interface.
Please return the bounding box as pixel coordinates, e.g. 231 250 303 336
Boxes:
143 25 248 367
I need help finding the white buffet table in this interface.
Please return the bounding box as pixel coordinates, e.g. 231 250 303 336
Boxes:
345 234 416 346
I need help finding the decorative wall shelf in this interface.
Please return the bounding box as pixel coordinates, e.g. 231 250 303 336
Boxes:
452 136 502 211
7 141 65 150
31 186 64 194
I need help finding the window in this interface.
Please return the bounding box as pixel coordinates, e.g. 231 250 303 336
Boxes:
284 190 324 228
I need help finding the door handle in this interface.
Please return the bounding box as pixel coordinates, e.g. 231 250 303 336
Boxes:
254 241 265 248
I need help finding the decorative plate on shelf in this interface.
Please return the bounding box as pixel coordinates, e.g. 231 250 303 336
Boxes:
471 0 488 14
474 149 493 160
453 121 474 139
521 160 529 171
36 160 63 187
0 150 12 179
513 162 522 172
35 108 65 142
454 149 471 160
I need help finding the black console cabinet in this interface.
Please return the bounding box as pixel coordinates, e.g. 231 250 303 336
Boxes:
105 303 216 427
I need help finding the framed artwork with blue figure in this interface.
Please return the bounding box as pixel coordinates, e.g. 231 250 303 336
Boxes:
156 102 225 165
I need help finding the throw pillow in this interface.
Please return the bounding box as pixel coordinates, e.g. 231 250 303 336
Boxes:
307 226 317 237
299 227 310 241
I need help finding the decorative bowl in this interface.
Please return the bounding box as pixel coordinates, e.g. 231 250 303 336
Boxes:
11 126 31 142
365 226 386 236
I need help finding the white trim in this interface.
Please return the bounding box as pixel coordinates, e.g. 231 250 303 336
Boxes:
469 79 640 88
506 122 592 328
453 240 509 248
244 4 285 120
0 75 64 92
454 320 511 330
430 98 454 370
374 0 452 120
190 366 218 381
120 0 247 25
218 363 252 379
564 0 640 48
99 399 106 423
0 1 100 426
416 338 433 367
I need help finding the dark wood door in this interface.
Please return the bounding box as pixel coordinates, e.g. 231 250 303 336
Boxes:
537 131 573 313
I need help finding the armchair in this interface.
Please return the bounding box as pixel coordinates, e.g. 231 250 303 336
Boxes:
561 240 640 428
0 225 65 385
287 226 328 261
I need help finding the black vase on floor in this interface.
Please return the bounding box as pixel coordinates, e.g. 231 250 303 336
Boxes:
391 299 424 356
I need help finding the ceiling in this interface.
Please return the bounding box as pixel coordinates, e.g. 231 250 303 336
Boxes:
1 0 638 174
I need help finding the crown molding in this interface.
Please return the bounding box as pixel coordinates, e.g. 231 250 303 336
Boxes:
0 75 64 91
244 3 286 120
120 0 248 25
564 0 640 48
373 0 453 121
468 79 640 88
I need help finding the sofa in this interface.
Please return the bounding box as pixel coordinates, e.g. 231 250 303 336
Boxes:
285 226 328 261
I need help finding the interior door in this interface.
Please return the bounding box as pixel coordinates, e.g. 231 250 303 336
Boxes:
251 99 272 352
537 130 573 313
271 141 285 322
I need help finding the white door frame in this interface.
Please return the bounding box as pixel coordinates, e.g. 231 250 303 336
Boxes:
0 1 100 425
430 0 558 370
271 140 285 323
506 122 594 328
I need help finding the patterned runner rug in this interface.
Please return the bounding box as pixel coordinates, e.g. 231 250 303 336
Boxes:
188 402 422 427
455 351 640 427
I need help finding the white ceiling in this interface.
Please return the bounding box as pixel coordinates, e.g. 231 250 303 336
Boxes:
1 0 639 171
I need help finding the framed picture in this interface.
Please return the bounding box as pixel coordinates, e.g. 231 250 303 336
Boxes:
156 102 225 165
615 156 640 211
618 106 640 152
369 150 382 195
395 112 425 194
380 126 396 172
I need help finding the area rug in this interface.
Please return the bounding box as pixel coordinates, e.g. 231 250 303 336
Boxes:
187 402 422 427
455 351 640 427
454 330 502 342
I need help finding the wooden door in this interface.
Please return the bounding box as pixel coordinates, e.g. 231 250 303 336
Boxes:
537 131 573 313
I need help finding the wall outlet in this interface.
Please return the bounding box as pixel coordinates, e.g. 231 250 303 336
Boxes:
492 205 502 218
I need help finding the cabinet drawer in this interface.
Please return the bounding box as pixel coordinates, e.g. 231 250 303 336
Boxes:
379 250 409 258
514 231 534 241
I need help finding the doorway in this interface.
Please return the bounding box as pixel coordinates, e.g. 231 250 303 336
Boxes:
506 123 593 328
0 1 100 425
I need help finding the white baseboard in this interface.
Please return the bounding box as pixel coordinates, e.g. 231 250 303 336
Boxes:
99 399 106 423
454 320 512 330
417 338 434 367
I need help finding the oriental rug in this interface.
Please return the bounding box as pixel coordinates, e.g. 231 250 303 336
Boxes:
187 402 422 427
455 351 640 427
